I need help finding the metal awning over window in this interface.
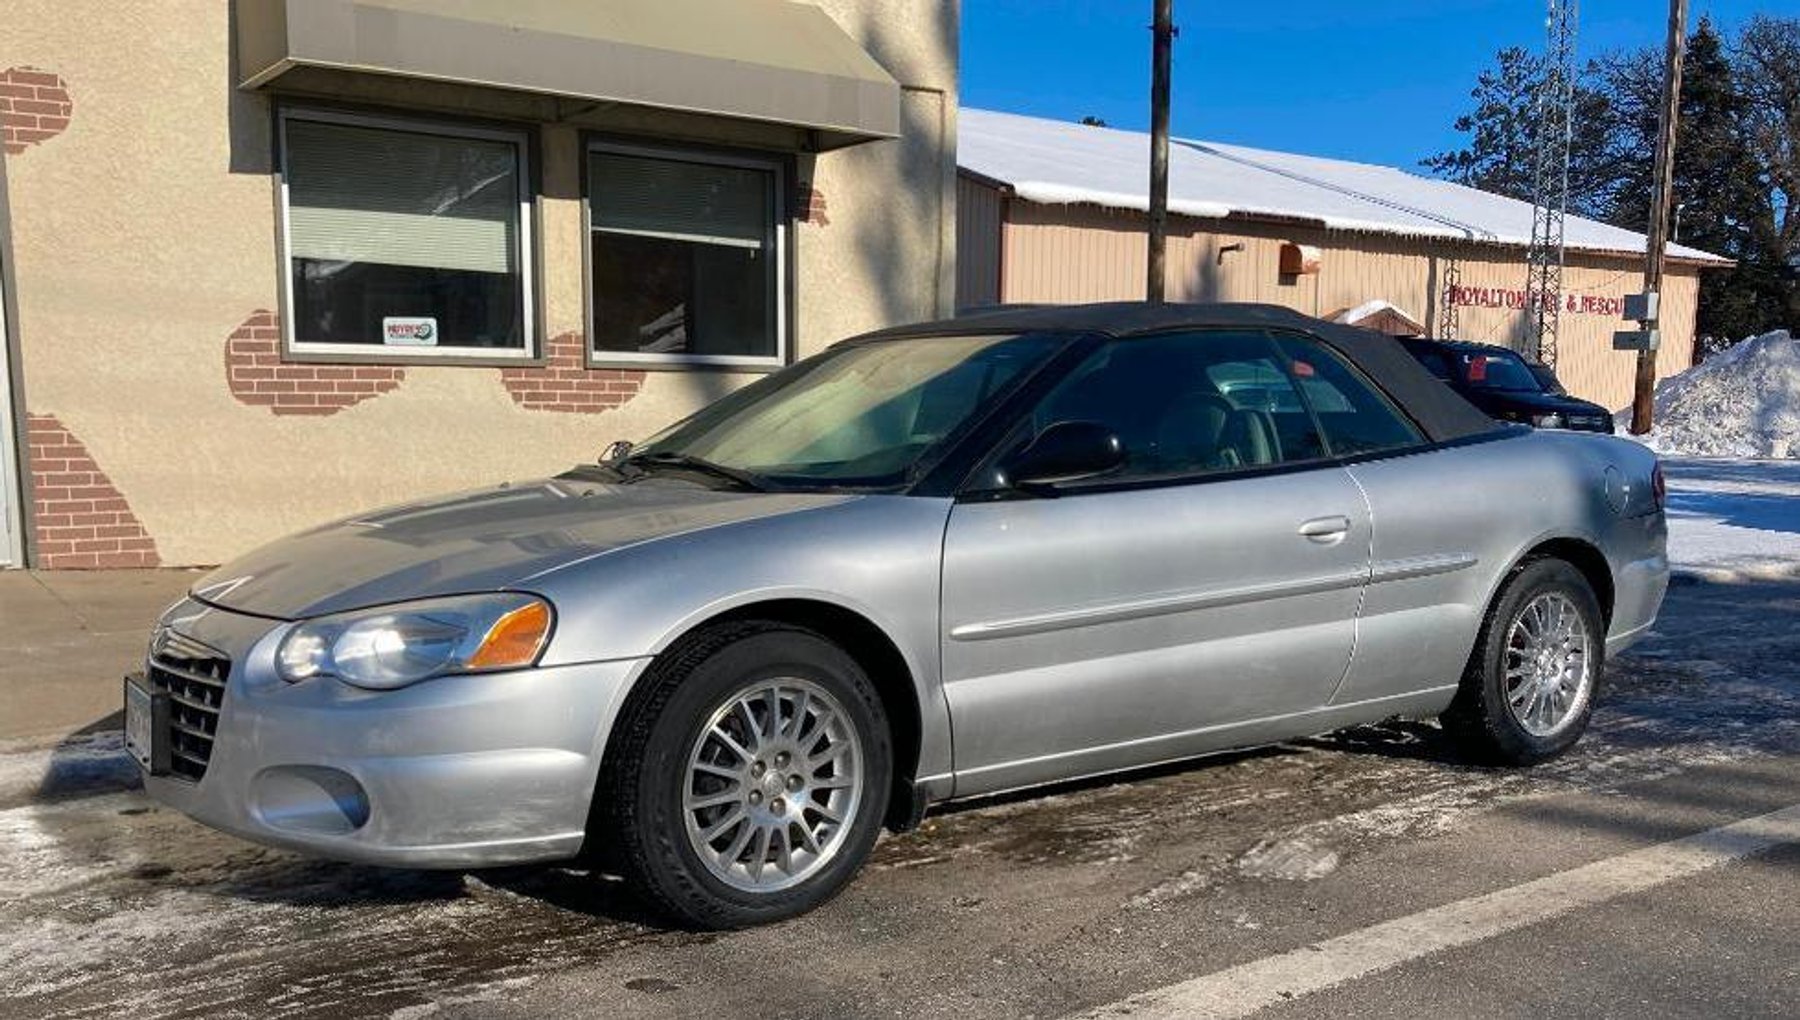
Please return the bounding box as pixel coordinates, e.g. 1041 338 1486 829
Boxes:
236 0 901 151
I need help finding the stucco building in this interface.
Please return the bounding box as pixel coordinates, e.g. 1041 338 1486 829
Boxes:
0 0 957 568
956 109 1728 412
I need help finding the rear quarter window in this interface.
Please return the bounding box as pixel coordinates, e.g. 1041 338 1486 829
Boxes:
1273 335 1426 457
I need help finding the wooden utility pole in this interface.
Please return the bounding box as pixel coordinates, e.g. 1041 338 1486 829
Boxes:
1630 0 1688 434
1147 0 1173 302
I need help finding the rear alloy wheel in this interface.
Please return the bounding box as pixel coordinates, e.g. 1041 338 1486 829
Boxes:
1442 558 1605 765
603 624 891 928
1501 591 1594 738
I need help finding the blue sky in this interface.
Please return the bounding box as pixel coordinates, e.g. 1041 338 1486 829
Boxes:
961 0 1773 172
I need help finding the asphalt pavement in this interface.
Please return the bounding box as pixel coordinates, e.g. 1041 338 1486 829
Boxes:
1 575 1796 1020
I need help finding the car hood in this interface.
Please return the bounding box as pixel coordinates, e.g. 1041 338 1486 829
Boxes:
191 477 853 620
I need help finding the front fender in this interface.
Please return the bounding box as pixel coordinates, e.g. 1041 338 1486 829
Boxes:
526 494 957 790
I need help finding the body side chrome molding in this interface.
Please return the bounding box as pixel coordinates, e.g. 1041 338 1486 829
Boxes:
1367 553 1479 585
948 569 1369 642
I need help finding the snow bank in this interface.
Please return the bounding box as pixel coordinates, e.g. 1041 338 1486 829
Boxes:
1627 330 1800 458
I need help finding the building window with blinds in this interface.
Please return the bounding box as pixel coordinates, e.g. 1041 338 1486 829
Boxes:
588 144 785 368
278 110 533 358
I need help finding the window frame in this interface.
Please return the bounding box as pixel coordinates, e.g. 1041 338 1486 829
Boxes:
275 105 539 364
581 136 790 372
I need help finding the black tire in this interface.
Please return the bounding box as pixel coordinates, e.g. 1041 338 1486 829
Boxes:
599 621 892 929
1441 558 1605 766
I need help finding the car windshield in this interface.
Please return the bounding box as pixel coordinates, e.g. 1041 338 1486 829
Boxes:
1459 350 1545 392
623 332 1067 490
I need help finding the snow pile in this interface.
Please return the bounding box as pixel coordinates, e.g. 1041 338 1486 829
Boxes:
1629 330 1800 458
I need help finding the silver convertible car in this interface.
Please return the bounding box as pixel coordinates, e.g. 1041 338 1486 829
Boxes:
129 303 1668 927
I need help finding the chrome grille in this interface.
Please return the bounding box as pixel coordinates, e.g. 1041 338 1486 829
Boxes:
146 629 230 782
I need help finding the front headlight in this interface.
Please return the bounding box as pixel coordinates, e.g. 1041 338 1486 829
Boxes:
276 593 554 690
1530 412 1565 429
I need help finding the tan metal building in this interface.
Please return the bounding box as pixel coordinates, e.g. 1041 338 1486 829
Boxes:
956 109 1728 412
0 0 958 569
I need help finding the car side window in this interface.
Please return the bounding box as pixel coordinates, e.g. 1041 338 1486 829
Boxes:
1024 330 1329 482
1271 335 1426 457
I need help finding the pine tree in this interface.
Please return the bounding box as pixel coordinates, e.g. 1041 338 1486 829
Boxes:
1428 19 1800 345
1734 15 1800 338
1422 48 1541 202
1423 48 1615 219
1611 19 1774 341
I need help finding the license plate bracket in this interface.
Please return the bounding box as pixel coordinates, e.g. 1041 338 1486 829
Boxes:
123 674 172 776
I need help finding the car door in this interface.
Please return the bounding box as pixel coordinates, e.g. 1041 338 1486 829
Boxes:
1253 329 1477 710
939 329 1374 797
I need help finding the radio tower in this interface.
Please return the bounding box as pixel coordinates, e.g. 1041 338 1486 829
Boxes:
1437 258 1461 339
1525 0 1578 366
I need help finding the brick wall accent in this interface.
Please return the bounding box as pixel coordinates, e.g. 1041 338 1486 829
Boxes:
0 66 72 155
498 331 645 413
225 310 406 415
26 414 160 569
797 182 830 226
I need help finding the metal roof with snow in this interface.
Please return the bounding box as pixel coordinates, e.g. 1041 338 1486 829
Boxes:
958 108 1728 266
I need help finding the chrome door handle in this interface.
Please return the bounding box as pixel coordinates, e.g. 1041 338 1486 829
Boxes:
1298 516 1351 542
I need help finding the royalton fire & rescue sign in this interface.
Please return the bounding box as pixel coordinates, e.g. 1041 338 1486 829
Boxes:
1449 286 1625 318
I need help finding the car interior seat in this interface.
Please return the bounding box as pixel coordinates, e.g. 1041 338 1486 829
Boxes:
1155 391 1278 471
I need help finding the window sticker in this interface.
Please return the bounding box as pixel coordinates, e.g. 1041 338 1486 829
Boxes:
1466 355 1489 382
382 316 439 346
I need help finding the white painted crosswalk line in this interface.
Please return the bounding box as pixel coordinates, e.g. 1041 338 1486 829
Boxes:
1076 803 1800 1020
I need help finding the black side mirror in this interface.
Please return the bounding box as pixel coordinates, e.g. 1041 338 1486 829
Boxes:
1001 420 1124 489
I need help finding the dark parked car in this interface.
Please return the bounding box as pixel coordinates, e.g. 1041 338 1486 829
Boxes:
1399 337 1614 433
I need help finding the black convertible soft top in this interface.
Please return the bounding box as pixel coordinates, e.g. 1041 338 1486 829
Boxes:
852 302 1503 445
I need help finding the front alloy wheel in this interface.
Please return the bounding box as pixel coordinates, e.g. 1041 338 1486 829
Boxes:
682 678 863 892
601 623 891 929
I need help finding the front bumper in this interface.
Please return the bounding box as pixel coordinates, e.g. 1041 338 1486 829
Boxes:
139 598 649 868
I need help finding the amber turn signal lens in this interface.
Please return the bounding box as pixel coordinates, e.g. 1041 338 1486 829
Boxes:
467 600 553 669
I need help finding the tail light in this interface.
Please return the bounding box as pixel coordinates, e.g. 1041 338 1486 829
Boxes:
1651 461 1667 510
